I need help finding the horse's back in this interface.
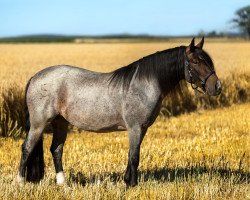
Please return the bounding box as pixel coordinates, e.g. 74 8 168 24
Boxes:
27 65 98 107
26 65 126 131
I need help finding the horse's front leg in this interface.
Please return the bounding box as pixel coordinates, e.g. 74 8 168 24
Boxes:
124 125 147 187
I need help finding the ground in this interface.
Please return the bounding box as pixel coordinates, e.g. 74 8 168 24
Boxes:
0 103 249 199
0 41 249 199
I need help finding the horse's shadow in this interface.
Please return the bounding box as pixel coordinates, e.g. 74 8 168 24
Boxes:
68 165 250 186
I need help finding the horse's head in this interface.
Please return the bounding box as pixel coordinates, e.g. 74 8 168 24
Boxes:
184 37 221 96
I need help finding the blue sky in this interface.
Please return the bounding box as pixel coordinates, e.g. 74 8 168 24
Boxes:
0 0 249 37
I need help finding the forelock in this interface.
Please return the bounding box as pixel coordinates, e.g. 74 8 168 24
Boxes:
196 49 214 69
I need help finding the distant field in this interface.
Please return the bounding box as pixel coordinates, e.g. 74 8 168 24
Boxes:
0 42 250 86
0 42 249 199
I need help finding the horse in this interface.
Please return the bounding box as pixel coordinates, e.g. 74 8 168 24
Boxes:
17 37 221 187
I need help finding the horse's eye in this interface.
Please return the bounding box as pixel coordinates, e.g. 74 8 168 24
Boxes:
193 60 198 64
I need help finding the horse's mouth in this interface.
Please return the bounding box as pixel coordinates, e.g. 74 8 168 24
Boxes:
205 86 222 96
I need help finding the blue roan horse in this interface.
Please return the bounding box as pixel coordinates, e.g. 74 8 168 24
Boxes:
17 37 221 187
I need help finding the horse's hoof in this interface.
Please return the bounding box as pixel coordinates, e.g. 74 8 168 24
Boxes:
125 181 138 188
130 182 138 187
16 173 25 185
124 178 130 185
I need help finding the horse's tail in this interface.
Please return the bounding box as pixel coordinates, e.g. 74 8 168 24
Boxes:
26 137 44 182
24 78 45 183
24 78 31 132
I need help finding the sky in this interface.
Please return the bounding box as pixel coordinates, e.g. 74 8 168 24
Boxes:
0 0 249 37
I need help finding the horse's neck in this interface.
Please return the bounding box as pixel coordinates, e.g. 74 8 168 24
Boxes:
158 53 185 95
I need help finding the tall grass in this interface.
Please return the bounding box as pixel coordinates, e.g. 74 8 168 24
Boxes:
0 72 249 138
0 85 25 138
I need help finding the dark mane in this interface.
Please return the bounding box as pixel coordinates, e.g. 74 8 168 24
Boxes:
109 46 186 91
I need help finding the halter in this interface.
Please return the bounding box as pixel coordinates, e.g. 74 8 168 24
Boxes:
184 53 215 94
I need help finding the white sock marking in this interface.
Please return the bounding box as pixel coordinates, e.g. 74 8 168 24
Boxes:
56 171 66 185
17 172 25 185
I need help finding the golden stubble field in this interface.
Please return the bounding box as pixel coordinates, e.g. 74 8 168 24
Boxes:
0 41 249 199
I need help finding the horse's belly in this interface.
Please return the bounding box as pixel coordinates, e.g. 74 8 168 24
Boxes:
61 100 126 132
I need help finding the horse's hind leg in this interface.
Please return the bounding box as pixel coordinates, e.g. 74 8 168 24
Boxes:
50 116 68 185
17 121 46 184
124 125 147 187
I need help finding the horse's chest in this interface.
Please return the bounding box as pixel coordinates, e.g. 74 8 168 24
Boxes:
122 91 162 128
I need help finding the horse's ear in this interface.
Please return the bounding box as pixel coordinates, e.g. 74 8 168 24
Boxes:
196 37 204 49
187 37 195 53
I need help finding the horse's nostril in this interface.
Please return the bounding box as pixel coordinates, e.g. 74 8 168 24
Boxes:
215 80 222 92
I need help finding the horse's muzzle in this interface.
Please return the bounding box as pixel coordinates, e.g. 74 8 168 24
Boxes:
205 79 222 96
215 80 222 95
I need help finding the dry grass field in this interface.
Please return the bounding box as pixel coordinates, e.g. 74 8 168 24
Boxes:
0 41 250 85
0 104 249 199
0 41 249 199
